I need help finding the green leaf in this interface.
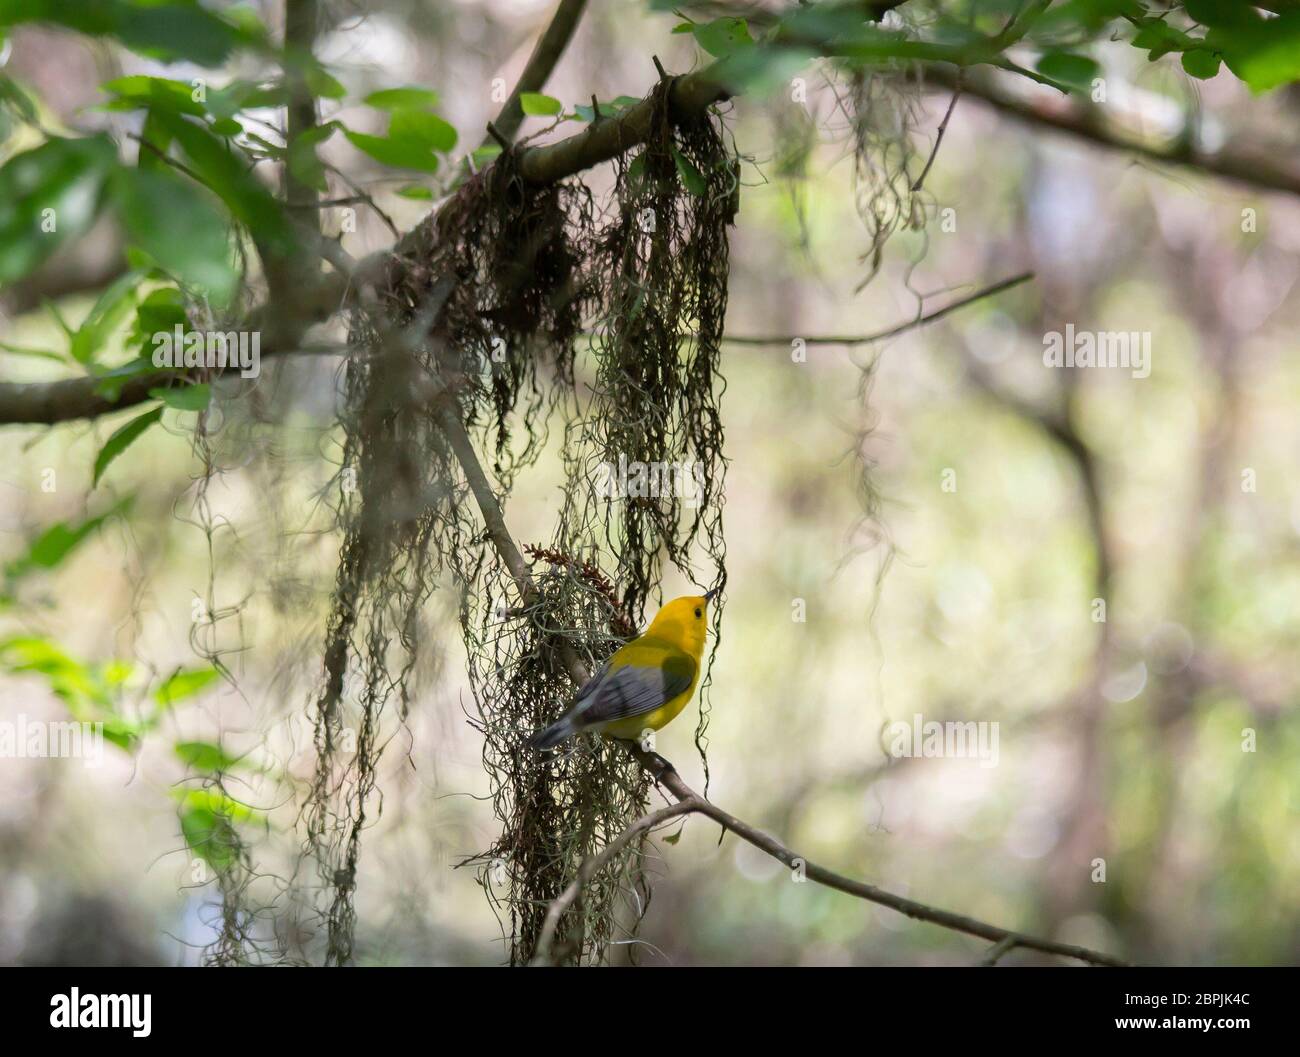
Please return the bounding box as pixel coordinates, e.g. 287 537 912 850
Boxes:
710 46 815 98
364 87 440 110
395 184 433 199
1034 0 1144 34
693 17 753 59
519 92 563 117
111 167 237 305
149 111 293 254
210 117 242 137
91 356 162 401
68 269 140 366
388 108 457 152
0 636 83 681
174 740 244 773
148 383 211 411
138 107 174 172
1181 49 1222 79
243 133 286 160
0 135 116 283
101 75 206 117
23 521 104 570
343 129 440 172
1185 0 1258 28
1131 19 1196 60
1214 11 1300 93
206 79 287 119
287 122 338 194
1035 51 1100 89
130 287 188 349
0 0 256 66
180 806 238 870
116 5 249 66
573 96 642 122
672 145 707 197
0 636 117 716
176 787 261 823
101 716 145 751
0 75 39 125
305 65 346 100
4 500 128 582
92 405 163 487
154 666 220 707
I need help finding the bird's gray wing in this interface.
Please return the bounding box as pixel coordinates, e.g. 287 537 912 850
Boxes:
570 657 612 705
573 650 696 727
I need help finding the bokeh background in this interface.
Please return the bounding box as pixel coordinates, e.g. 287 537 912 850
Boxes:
2 0 1298 966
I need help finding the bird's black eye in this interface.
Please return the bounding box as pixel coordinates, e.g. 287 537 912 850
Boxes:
694 607 702 618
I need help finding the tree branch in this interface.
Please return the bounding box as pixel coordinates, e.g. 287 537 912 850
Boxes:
922 65 1300 200
0 273 350 425
531 733 1128 965
516 65 731 184
622 746 1127 966
489 0 590 145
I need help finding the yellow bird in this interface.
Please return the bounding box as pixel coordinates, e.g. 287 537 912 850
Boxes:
527 589 718 750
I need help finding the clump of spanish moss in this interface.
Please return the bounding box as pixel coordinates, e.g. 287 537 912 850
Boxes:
187 791 263 966
464 542 649 964
386 154 594 483
577 78 734 620
850 69 928 288
173 402 279 967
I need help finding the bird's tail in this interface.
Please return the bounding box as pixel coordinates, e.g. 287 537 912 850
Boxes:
526 714 578 751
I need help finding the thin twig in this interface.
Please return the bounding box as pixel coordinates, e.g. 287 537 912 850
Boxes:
722 271 1034 347
533 799 697 963
625 746 1128 967
980 935 1020 966
128 133 208 187
911 77 961 192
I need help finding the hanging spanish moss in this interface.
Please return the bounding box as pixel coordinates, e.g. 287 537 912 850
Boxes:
459 83 733 965
301 146 597 964
849 68 927 288
462 536 650 965
170 383 271 967
576 81 733 618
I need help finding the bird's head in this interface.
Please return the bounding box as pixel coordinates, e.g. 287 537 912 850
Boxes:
645 587 720 657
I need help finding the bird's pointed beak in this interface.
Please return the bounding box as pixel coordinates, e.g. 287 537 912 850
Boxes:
703 586 721 603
